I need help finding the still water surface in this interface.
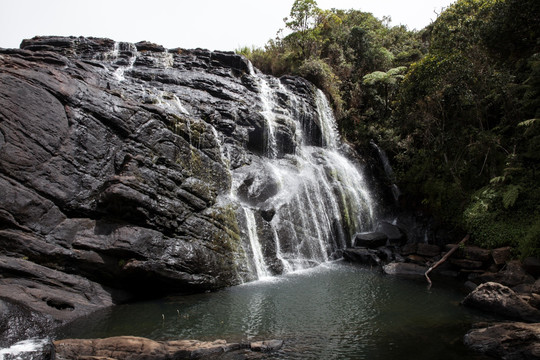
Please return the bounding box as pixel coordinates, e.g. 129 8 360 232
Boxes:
56 262 490 359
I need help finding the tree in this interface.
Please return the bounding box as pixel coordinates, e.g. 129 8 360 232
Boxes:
362 66 406 114
283 0 321 58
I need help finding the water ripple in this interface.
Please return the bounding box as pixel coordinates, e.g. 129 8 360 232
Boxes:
56 262 488 359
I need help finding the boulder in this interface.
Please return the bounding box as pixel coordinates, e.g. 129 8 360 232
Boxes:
462 282 540 322
445 245 491 263
0 256 114 323
234 161 280 206
416 243 441 258
523 257 540 278
0 298 57 348
376 221 405 245
476 261 535 287
250 340 284 352
464 322 540 360
533 278 540 294
0 338 55 360
54 336 282 359
521 293 540 310
343 248 381 266
353 232 387 248
383 262 427 277
492 246 512 266
449 258 484 270
376 247 395 262
406 254 426 265
54 336 245 360
135 41 166 52
400 243 417 256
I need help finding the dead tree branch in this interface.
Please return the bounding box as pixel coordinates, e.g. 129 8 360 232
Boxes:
425 234 470 287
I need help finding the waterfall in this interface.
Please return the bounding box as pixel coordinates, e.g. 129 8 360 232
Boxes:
100 49 377 282
314 89 341 148
243 208 271 279
370 141 401 202
257 77 279 158
232 74 377 279
111 42 138 81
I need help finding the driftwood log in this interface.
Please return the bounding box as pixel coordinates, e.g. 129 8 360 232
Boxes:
425 234 470 287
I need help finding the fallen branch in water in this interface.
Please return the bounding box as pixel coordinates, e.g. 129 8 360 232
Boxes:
425 234 470 287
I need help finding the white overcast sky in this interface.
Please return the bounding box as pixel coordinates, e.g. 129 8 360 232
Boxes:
0 0 456 51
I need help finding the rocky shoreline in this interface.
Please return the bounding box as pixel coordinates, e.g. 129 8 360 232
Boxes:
343 221 540 359
3 223 539 359
1 336 284 359
0 35 538 359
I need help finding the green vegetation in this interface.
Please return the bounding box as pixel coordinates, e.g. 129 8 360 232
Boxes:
238 0 540 258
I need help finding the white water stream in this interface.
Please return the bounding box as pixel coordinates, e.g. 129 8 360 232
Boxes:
243 208 271 279
231 73 377 279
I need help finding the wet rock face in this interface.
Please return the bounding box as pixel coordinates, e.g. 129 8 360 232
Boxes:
0 36 377 341
0 37 274 332
0 298 56 348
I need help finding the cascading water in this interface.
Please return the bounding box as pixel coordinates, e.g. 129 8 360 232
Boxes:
230 73 377 279
103 48 377 282
243 208 271 279
370 140 401 202
257 78 279 158
107 42 138 81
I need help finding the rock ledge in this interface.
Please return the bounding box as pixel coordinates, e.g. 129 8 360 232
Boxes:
54 336 283 360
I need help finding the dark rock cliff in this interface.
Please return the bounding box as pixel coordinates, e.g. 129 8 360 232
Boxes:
0 36 378 344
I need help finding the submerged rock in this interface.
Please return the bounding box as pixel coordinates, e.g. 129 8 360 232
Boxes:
250 340 284 352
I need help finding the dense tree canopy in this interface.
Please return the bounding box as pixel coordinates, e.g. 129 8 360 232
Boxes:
238 0 540 257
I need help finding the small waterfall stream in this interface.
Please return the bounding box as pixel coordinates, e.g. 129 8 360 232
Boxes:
109 42 138 81
370 140 401 202
243 207 271 279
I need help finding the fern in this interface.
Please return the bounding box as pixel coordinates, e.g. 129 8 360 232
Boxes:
490 175 506 184
517 118 539 127
502 185 521 209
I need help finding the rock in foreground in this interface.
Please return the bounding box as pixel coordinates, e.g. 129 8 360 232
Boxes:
382 262 427 277
0 338 55 360
462 282 540 322
464 322 540 360
54 336 283 359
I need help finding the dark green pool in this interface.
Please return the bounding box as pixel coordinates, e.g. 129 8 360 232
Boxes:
56 262 490 359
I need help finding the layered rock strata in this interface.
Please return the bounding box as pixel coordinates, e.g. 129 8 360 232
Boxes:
0 36 377 343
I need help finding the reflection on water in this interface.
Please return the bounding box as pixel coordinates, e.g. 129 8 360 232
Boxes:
56 262 490 359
